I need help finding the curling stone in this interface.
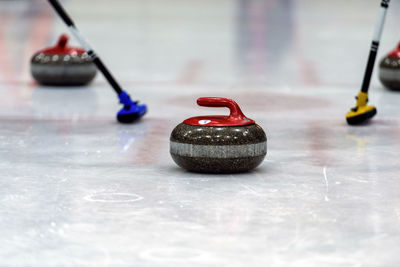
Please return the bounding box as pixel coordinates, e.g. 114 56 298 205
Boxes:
31 34 96 86
379 42 400 91
170 97 267 173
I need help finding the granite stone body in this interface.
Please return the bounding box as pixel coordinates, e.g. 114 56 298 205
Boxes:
170 123 267 173
379 43 400 91
31 35 97 86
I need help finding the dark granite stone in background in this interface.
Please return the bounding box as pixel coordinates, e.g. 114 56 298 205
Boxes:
379 56 400 91
31 53 97 86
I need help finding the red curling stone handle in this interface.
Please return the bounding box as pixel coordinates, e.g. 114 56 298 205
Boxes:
388 42 400 58
183 97 254 126
197 97 247 121
57 34 69 48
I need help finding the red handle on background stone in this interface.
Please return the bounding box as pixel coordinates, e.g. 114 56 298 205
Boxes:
197 97 247 121
388 42 400 58
39 34 86 55
57 34 69 48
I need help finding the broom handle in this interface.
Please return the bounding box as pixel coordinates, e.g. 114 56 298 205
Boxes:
360 0 390 93
48 0 123 95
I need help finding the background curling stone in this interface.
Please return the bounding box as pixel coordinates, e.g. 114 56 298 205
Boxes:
31 34 96 86
170 97 267 173
379 42 400 91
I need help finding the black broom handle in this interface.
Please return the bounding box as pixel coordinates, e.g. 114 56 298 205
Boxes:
48 0 123 95
360 0 390 93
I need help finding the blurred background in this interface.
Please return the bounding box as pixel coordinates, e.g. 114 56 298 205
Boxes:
1 0 400 88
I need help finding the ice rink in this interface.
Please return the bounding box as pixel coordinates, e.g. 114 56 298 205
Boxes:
1 0 400 266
